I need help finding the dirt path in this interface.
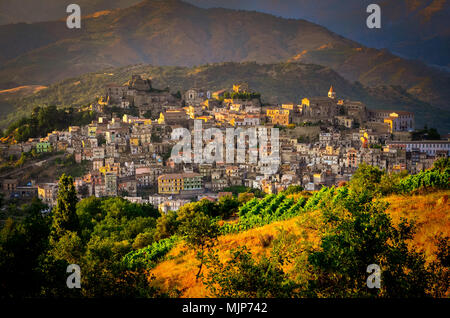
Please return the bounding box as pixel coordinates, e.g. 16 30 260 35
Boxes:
0 153 65 179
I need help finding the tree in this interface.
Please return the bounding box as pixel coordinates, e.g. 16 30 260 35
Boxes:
217 195 239 219
132 232 154 249
178 212 219 280
432 157 450 172
51 174 79 242
379 170 409 195
154 210 179 241
0 199 64 297
283 185 304 195
305 189 432 297
349 163 384 194
97 134 106 146
143 110 153 119
203 246 298 297
238 192 254 205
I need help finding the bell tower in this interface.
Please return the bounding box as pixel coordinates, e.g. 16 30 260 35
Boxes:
328 86 336 99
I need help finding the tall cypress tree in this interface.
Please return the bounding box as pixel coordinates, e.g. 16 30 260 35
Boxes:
51 174 79 242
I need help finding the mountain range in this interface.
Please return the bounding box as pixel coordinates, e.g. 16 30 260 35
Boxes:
187 0 450 68
1 0 448 68
0 0 448 132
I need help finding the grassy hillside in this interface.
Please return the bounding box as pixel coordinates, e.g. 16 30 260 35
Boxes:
1 62 448 132
150 190 450 297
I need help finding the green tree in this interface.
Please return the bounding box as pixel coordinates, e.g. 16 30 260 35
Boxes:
0 199 67 297
51 174 80 242
349 163 384 194
97 134 106 146
432 157 450 172
203 246 298 297
179 212 219 280
154 210 180 241
305 189 432 297
217 195 239 219
379 170 409 195
282 185 304 195
238 192 254 205
132 232 155 250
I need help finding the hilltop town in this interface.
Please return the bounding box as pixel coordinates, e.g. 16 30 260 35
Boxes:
1 74 448 213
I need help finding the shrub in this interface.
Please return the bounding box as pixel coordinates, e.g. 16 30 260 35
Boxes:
258 234 274 248
203 247 299 297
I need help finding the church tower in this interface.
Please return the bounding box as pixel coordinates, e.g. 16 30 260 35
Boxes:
328 86 336 99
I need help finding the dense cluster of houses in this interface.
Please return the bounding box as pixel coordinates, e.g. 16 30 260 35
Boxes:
1 75 448 212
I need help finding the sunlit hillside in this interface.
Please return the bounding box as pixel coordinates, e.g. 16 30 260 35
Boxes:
150 190 450 297
2 62 447 132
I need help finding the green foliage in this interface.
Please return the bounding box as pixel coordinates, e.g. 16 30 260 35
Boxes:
123 237 178 271
237 192 255 205
282 185 304 195
397 167 450 193
97 134 106 146
348 163 384 194
69 196 161 297
379 170 409 195
4 105 96 142
51 174 79 242
49 189 162 297
0 199 72 297
50 230 83 265
432 157 450 172
237 197 259 217
223 185 265 198
1 163 448 298
222 193 307 234
160 197 240 239
154 210 179 241
347 160 449 196
305 188 432 297
412 127 441 140
217 195 239 219
132 231 155 250
203 246 299 297
222 91 261 101
151 133 162 143
179 212 219 279
143 110 154 119
428 234 450 297
58 156 90 178
3 190 213 296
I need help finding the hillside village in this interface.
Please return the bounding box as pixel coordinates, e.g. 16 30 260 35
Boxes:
1 74 449 212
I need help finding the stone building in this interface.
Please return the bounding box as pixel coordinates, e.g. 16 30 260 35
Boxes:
105 75 181 117
185 88 211 107
368 110 414 132
301 97 338 120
